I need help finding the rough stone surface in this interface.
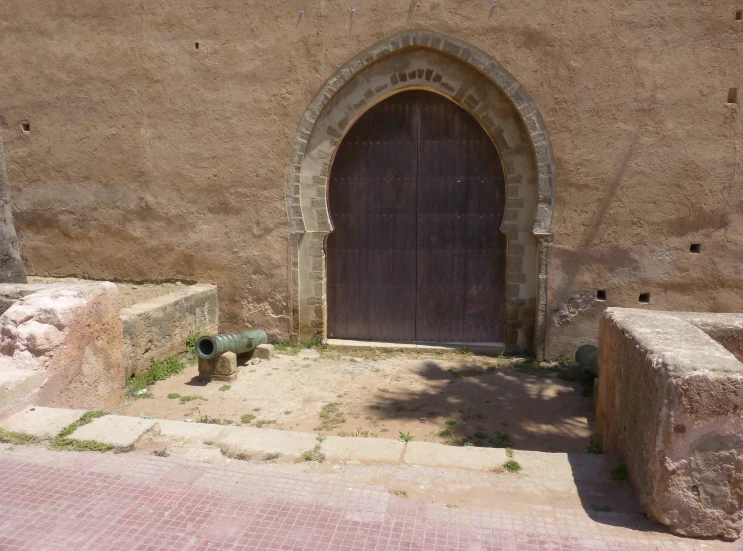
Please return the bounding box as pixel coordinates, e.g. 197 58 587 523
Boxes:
155 419 227 441
1 406 85 438
215 426 317 459
597 308 743 540
71 415 157 447
121 284 218 377
0 282 125 412
404 442 509 471
253 343 274 361
0 367 46 417
198 351 237 381
322 436 404 464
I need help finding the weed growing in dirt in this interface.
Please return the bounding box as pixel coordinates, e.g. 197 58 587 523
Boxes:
152 449 169 457
220 447 251 461
263 452 281 461
127 355 186 396
219 385 231 391
0 429 36 445
196 416 233 425
587 435 602 454
488 432 515 448
445 419 456 427
438 428 453 438
255 419 276 428
178 395 203 404
241 414 256 424
186 328 201 351
388 489 408 498
399 431 414 442
314 402 345 431
203 440 215 446
50 439 118 453
446 503 458 508
57 411 108 439
301 445 325 462
167 393 181 399
611 462 628 482
274 342 288 351
316 434 326 442
503 460 522 473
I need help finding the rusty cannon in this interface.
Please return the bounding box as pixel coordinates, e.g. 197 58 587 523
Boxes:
195 329 268 381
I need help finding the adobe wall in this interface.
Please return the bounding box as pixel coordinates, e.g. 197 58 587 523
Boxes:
0 1 740 354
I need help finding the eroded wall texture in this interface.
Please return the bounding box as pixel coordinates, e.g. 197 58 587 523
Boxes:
0 1 740 355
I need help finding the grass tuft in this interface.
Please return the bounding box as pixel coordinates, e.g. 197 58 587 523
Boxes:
241 413 256 424
301 445 325 463
314 402 346 431
503 460 522 473
398 431 414 442
219 385 231 391
127 355 186 397
196 416 233 425
255 419 276 428
0 428 36 445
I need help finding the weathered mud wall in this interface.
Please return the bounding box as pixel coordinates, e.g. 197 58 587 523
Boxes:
0 1 740 352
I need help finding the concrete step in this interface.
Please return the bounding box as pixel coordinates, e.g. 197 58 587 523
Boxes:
0 366 46 417
1 406 85 438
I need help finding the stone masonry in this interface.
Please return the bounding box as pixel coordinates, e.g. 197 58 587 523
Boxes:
597 308 743 540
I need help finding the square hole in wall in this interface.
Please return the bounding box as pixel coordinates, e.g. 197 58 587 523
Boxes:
736 10 743 21
690 243 701 254
195 42 200 50
728 88 739 105
639 293 651 304
596 290 607 301
20 122 30 133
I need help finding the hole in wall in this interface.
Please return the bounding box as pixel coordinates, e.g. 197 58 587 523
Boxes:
195 42 200 50
736 10 743 21
20 122 30 133
727 88 738 105
639 293 651 304
596 290 607 301
690 243 701 254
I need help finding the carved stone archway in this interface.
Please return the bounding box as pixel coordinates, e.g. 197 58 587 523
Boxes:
286 30 555 356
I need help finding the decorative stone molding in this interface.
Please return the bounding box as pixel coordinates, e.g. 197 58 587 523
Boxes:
285 30 556 355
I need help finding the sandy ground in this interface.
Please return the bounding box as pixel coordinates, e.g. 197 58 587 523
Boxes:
122 349 594 453
28 276 189 308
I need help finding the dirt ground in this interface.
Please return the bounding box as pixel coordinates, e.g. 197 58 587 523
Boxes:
28 276 189 308
121 348 594 454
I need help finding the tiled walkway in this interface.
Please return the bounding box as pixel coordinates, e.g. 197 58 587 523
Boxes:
0 445 732 551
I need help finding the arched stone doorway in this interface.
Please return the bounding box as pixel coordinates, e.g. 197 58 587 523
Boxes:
286 30 556 356
326 90 507 343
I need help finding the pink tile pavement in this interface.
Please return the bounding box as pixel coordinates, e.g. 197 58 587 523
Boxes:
0 445 732 551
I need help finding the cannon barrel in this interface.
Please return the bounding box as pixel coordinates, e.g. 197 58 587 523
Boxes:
195 329 268 360
575 344 599 377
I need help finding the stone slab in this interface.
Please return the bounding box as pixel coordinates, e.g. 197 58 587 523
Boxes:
322 436 404 463
71 415 157 447
403 441 509 471
0 366 47 417
1 406 85 438
215 426 317 459
198 352 237 381
156 419 227 441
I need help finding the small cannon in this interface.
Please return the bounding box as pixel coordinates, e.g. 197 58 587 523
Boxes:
195 329 268 360
195 329 268 382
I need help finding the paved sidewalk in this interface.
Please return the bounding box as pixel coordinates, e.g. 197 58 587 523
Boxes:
0 444 734 551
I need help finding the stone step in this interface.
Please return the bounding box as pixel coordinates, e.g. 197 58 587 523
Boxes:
1 406 85 438
0 366 46 418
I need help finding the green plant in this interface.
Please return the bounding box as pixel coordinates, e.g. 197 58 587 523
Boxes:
505 447 514 458
314 402 345 431
316 434 326 442
473 431 488 440
488 432 515 448
446 503 458 508
274 342 289 352
186 326 201 351
196 416 233 425
445 419 456 427
611 462 629 482
380 428 389 433
503 460 522 473
349 429 377 438
241 413 256 424
219 384 231 391
180 395 203 404
152 449 169 457
0 428 36 445
220 447 251 461
399 431 414 442
388 489 408 498
586 435 603 454
126 355 186 396
50 438 117 453
203 440 215 446
378 388 391 393
168 393 181 399
263 452 281 461
438 428 453 438
301 445 325 462
255 419 276 428
57 411 108 439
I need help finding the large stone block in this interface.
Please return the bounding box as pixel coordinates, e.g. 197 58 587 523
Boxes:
597 308 743 540
198 351 237 382
121 284 218 377
0 282 125 412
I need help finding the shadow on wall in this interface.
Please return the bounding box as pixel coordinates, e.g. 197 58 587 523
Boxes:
366 359 595 454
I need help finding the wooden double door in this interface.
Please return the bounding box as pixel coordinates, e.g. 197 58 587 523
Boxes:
326 90 506 343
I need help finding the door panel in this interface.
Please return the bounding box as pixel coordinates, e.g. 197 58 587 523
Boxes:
327 90 506 343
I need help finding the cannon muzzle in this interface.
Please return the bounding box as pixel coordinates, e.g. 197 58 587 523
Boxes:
195 329 268 360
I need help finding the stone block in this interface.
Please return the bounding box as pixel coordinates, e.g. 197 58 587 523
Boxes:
71 415 157 447
403 441 508 471
253 344 274 360
565 361 583 381
215 426 317 460
597 308 743 540
1 406 86 438
198 352 237 381
322 436 404 463
121 284 218 377
0 282 125 412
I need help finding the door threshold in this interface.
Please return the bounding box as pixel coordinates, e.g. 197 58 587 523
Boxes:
326 338 505 354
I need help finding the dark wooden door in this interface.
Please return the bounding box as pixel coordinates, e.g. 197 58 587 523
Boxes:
327 90 506 343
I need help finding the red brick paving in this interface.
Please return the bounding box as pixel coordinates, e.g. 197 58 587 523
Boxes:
0 445 730 551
